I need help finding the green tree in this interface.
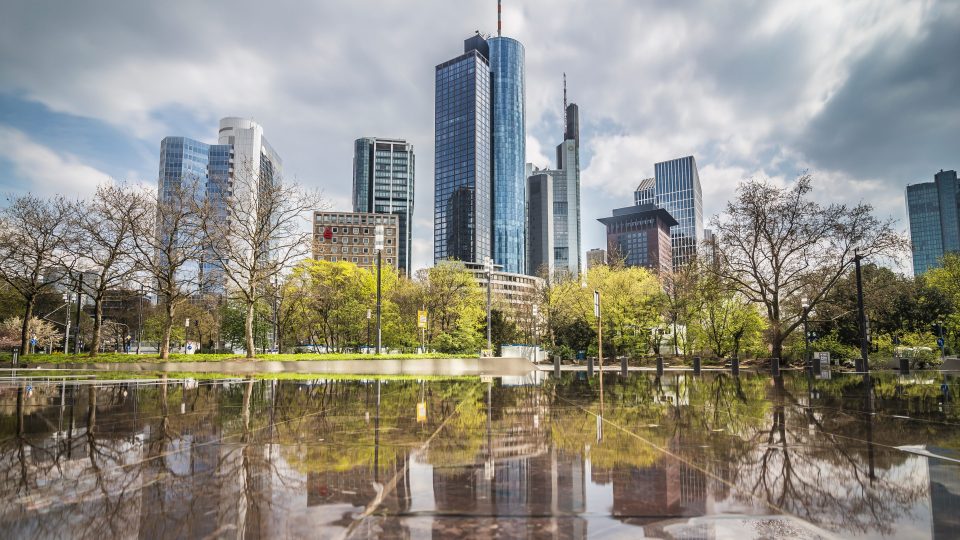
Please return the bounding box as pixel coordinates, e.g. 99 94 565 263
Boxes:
925 253 960 354
416 261 484 352
583 265 666 359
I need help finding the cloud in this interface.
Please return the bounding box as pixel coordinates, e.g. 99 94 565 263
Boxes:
0 126 111 198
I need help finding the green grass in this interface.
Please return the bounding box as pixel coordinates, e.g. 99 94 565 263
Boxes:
18 351 459 364
0 368 476 382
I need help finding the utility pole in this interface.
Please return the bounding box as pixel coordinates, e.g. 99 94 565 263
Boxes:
854 252 869 373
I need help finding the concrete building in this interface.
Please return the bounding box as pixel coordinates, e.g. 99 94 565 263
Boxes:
906 169 959 274
598 204 677 274
312 211 400 271
631 157 704 269
353 137 415 276
586 249 607 269
463 261 544 331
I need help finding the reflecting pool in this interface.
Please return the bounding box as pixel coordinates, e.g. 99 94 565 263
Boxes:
1 371 958 538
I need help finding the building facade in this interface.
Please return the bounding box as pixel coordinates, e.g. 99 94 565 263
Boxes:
464 261 544 332
434 35 492 266
907 169 960 274
653 156 703 268
312 211 400 271
598 204 677 274
353 137 415 276
634 177 655 206
586 249 606 269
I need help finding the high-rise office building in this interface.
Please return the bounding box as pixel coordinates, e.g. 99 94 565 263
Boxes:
598 204 677 274
434 35 492 265
353 137 415 276
489 36 526 274
159 117 282 291
906 169 959 274
525 87 582 278
632 156 703 269
434 26 526 274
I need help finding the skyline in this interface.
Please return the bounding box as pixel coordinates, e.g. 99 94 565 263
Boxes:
1 1 958 274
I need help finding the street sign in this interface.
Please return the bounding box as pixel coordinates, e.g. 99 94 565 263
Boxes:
814 352 831 379
593 291 600 318
417 310 428 329
416 402 427 423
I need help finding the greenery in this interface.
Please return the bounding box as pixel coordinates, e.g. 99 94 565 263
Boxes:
21 351 459 364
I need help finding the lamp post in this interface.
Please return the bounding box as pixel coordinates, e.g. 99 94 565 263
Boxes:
272 275 279 353
366 309 372 353
63 293 71 355
802 297 811 372
484 256 493 352
184 318 190 354
375 225 384 355
531 303 539 351
74 274 83 355
854 251 869 372
136 286 144 355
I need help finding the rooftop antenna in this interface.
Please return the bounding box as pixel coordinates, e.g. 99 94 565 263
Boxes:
498 0 502 36
563 72 567 130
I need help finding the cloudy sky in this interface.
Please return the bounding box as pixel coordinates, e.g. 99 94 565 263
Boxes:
1 0 957 272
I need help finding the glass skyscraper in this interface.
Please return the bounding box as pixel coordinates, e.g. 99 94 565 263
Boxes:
489 36 526 274
353 137 415 276
434 36 492 265
434 33 526 273
652 155 704 268
906 169 959 274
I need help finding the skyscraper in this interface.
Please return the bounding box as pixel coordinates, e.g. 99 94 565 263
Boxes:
906 169 959 274
434 24 526 274
159 117 282 290
353 137 415 276
489 36 526 274
434 35 492 265
525 84 582 278
651 155 703 269
598 204 677 274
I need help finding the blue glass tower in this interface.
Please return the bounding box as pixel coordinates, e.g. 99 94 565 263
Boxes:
489 36 526 274
906 169 959 274
434 36 492 264
653 155 703 269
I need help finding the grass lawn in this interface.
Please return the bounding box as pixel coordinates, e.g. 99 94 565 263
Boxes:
17 352 458 364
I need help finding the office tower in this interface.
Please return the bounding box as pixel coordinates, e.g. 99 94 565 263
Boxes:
652 156 703 268
525 79 582 278
598 204 677 274
159 117 281 291
434 35 492 265
586 249 606 269
312 211 400 271
906 169 960 274
634 177 655 206
353 137 415 276
489 35 526 274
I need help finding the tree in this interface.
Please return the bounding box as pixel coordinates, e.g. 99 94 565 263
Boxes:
75 183 149 357
199 159 321 358
583 265 666 358
416 261 484 351
711 175 906 359
925 253 960 353
695 277 766 358
133 182 203 359
0 194 75 353
0 316 62 352
662 258 707 356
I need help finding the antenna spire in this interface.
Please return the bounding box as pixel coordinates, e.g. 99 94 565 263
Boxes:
498 0 502 36
563 72 567 130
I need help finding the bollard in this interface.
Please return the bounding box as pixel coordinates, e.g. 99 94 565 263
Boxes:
898 357 909 375
656 356 664 377
587 356 594 377
693 356 701 375
554 354 561 377
621 356 628 376
771 357 780 377
731 357 740 376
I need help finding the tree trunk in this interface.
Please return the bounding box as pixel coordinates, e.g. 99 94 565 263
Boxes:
90 297 104 357
20 295 35 354
245 301 256 359
160 301 173 360
771 324 783 361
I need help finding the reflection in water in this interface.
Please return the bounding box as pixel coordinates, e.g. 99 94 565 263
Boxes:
0 372 957 539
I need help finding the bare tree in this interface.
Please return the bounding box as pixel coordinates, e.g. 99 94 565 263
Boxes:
200 160 321 358
133 182 203 359
0 194 75 353
75 183 150 357
711 175 905 359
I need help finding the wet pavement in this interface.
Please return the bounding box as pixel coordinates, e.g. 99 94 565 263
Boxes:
1 370 958 539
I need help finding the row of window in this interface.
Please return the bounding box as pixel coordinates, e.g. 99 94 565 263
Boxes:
315 214 397 225
316 245 394 255
317 256 394 265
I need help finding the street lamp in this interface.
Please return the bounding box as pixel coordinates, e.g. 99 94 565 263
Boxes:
531 303 539 351
375 225 384 355
63 293 71 355
484 256 493 352
184 318 190 353
367 308 372 354
854 251 869 373
801 298 811 372
136 286 144 355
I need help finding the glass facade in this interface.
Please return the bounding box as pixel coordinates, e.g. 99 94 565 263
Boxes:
907 170 959 275
489 37 526 275
434 44 491 265
653 156 704 268
353 137 415 276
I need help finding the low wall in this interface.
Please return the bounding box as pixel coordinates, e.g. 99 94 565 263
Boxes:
34 357 536 377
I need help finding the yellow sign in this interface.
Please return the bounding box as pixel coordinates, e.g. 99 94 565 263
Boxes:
416 401 427 423
417 310 428 329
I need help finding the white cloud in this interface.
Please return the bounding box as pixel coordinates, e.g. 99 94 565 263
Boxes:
0 127 111 198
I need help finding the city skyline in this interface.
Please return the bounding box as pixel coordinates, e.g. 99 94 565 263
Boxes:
1 1 957 274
